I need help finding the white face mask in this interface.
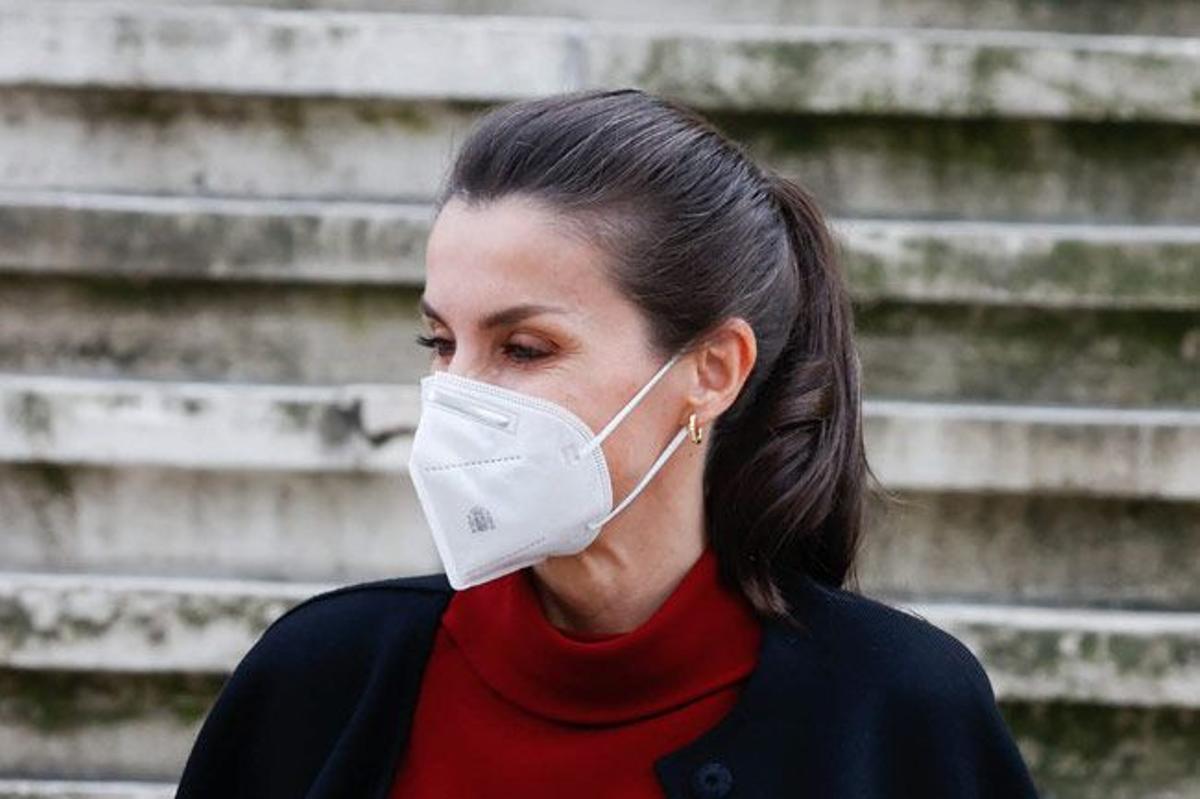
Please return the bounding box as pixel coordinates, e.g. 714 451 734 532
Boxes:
407 351 688 590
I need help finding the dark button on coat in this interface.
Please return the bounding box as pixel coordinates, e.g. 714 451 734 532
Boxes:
690 761 734 797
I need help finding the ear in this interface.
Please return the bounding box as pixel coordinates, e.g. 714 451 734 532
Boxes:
682 317 757 428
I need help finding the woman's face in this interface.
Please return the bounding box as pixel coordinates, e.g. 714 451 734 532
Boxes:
419 193 687 490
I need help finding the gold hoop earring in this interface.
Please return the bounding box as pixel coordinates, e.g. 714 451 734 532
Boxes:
688 412 704 445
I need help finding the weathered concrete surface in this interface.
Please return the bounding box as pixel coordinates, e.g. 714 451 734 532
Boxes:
0 88 466 205
3 464 1197 607
1003 702 1200 799
1 670 1196 794
0 780 174 799
864 401 1200 500
589 26 1200 122
835 219 1200 310
0 375 419 472
856 491 1200 609
720 112 1200 225
2 572 1197 710
0 3 1194 795
23 0 1200 36
0 6 579 104
0 191 433 284
0 668 216 780
2 375 1198 499
1 276 1197 403
0 573 331 673
1 6 1198 121
907 601 1200 708
5 90 1199 223
3 193 1198 309
0 462 442 583
855 302 1200 407
0 276 435 385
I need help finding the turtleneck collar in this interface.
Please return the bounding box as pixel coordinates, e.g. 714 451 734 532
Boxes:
440 545 764 726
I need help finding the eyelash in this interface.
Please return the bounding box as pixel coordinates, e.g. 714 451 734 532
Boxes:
414 334 550 363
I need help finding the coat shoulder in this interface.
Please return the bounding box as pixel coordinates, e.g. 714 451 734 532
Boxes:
790 576 999 707
247 571 454 676
778 578 1041 795
177 573 455 796
267 570 454 634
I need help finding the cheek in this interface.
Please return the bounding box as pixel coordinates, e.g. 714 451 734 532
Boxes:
568 385 636 477
602 435 638 486
596 411 672 491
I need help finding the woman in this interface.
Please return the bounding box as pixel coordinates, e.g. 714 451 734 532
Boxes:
176 88 1040 798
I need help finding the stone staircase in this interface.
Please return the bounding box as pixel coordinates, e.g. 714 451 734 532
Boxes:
0 1 1197 797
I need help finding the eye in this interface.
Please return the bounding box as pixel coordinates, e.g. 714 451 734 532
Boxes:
414 333 453 358
503 342 551 363
414 334 551 364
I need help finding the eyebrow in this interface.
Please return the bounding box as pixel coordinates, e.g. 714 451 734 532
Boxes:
419 297 572 331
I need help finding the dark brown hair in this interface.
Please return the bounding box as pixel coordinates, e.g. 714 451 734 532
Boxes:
434 87 883 628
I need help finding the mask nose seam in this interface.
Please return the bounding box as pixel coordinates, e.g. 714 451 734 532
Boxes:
422 454 524 473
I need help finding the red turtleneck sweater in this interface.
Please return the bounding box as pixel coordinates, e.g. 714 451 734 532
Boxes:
389 545 764 796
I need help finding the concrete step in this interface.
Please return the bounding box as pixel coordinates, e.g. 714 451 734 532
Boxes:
837 219 1200 310
897 599 1200 710
0 597 1195 796
1 569 1196 794
2 374 1197 499
2 6 1198 123
2 672 1190 798
1 680 1194 799
854 302 1200 407
863 400 1200 501
0 460 443 585
0 573 330 674
0 780 174 799
0 4 1193 797
0 375 417 472
0 667 218 782
19 0 1200 37
2 460 1197 608
855 491 1200 609
1001 702 1200 799
3 191 1198 310
0 191 434 286
1 571 1197 708
1 273 1196 404
4 90 1197 224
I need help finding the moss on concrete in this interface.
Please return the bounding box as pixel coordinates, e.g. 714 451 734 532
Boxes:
6 392 54 439
1001 700 1200 798
0 668 224 732
277 400 317 432
854 301 1200 406
33 462 74 499
352 101 441 132
707 110 1200 223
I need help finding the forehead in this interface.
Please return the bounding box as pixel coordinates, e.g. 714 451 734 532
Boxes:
423 194 613 313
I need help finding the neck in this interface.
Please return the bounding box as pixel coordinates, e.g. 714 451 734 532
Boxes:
527 454 707 635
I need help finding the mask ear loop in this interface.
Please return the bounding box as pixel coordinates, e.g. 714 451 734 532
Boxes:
577 351 683 458
579 351 688 532
586 425 689 531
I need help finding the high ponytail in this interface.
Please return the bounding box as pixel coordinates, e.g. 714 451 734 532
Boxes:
437 87 883 628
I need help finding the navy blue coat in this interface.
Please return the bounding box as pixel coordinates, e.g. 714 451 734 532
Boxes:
175 564 1041 798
